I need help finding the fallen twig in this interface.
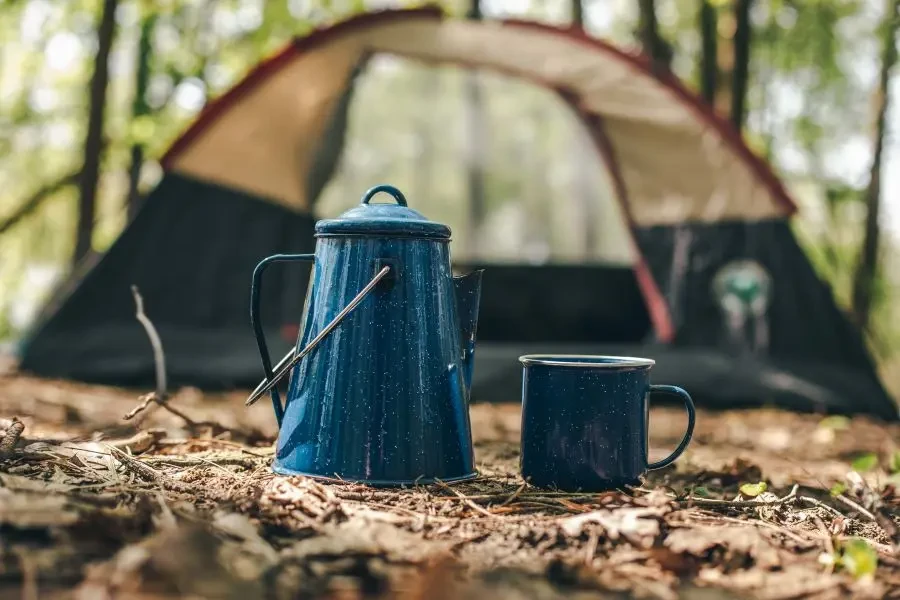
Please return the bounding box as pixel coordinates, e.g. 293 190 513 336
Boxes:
681 484 799 509
155 438 271 456
0 417 25 459
798 496 848 519
105 429 165 453
123 285 183 426
122 288 260 444
131 285 167 399
498 482 528 507
106 445 201 497
689 511 815 547
122 393 158 421
123 391 198 426
835 493 878 522
433 478 499 519
138 455 261 469
108 445 166 483
811 514 835 556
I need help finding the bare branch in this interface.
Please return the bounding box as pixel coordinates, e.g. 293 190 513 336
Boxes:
835 493 878 522
131 285 167 398
0 171 79 236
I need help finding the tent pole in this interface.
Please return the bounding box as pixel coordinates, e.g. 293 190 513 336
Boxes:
570 0 597 256
464 0 486 255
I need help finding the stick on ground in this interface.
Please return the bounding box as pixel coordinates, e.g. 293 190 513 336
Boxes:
131 285 167 399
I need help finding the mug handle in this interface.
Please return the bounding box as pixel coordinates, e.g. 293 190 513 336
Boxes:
647 385 696 470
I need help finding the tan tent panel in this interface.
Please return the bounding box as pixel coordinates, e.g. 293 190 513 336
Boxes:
165 37 365 209
161 7 797 227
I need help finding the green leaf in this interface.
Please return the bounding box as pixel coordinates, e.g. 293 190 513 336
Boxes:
818 415 850 430
851 453 879 473
839 538 878 579
830 482 848 497
889 451 900 474
129 115 156 146
740 482 768 497
692 486 710 498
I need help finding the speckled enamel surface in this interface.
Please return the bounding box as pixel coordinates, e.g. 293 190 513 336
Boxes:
272 235 480 485
520 358 694 491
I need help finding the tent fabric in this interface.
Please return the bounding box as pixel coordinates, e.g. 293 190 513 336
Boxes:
15 8 897 420
635 220 879 370
305 58 367 207
161 7 795 227
462 264 651 344
470 343 896 420
18 174 315 387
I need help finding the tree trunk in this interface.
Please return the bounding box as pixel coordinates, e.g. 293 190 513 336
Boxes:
413 70 436 204
74 0 118 266
126 11 155 220
571 0 596 254
637 0 672 72
571 0 583 28
698 0 718 105
465 0 486 253
730 0 753 132
852 0 900 330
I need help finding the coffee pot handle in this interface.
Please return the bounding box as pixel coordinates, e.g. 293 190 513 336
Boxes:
647 385 696 470
249 254 316 426
362 184 408 206
247 258 392 422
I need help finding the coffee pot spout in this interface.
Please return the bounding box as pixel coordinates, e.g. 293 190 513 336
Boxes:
453 269 484 398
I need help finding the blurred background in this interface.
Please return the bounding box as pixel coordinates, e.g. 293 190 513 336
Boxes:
0 0 898 398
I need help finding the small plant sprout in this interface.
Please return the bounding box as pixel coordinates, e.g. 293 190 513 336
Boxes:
851 453 879 473
691 486 710 498
838 538 878 579
888 451 900 474
739 482 768 497
830 482 849 497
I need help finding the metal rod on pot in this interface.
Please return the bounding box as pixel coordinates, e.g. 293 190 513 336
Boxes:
245 265 391 407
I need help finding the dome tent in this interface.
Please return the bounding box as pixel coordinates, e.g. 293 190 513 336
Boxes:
17 7 897 420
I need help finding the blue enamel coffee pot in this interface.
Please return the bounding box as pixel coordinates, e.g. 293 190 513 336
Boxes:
246 185 483 485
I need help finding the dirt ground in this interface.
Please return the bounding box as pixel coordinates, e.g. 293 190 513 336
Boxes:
2 372 900 600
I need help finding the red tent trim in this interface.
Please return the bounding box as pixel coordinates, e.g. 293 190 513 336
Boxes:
586 110 675 343
504 18 798 215
160 7 444 168
161 7 797 217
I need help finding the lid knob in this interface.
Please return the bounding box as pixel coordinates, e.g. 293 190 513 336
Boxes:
362 184 408 207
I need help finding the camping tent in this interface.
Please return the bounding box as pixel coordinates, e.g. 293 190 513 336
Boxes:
17 7 898 420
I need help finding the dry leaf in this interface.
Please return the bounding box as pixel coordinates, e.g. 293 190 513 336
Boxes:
212 511 279 569
283 520 436 564
560 507 666 545
665 525 783 570
0 472 75 493
0 488 79 527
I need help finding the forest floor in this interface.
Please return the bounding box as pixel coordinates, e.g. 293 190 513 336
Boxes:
2 372 900 599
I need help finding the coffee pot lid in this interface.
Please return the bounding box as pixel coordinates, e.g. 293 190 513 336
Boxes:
315 185 451 240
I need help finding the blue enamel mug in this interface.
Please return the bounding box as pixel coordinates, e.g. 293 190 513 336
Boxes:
519 355 695 491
